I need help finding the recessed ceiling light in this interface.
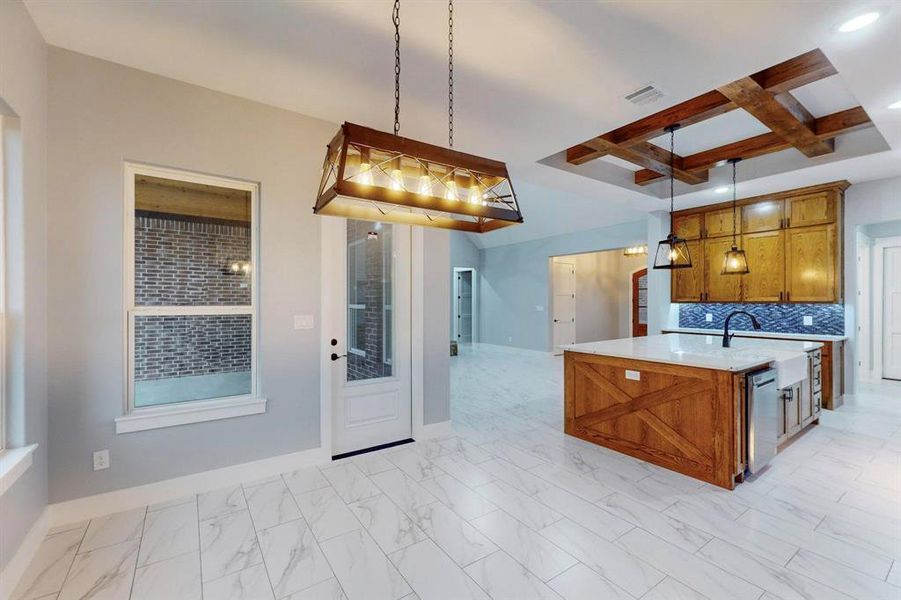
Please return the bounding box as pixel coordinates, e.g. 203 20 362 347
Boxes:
838 12 880 32
888 99 901 110
715 186 730 194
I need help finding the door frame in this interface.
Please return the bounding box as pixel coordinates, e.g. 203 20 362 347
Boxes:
631 267 648 337
452 267 477 344
873 235 901 380
319 217 428 459
551 258 576 354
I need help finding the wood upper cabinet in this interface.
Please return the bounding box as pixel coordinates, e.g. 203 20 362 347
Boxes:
742 231 785 302
785 224 838 302
704 206 741 238
785 191 835 228
671 240 703 302
704 238 742 302
742 200 784 233
673 213 702 240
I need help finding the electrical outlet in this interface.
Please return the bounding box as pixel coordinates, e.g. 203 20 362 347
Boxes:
93 449 110 471
803 316 813 326
507 336 513 343
535 305 544 312
293 315 314 330
705 313 713 322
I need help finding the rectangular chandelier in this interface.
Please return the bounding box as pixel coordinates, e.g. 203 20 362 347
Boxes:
314 123 523 233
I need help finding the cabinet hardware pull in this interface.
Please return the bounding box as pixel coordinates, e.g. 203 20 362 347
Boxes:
779 291 783 302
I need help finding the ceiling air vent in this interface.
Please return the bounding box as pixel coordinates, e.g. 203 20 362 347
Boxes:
624 83 664 106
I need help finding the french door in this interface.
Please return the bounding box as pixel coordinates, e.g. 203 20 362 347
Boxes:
327 218 412 456
552 260 575 354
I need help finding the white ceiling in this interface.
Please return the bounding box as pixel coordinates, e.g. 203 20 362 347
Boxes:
24 0 901 249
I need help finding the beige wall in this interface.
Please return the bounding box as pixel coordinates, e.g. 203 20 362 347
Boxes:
553 250 645 343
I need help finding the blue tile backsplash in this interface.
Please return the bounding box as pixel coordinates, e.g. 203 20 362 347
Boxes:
678 303 844 335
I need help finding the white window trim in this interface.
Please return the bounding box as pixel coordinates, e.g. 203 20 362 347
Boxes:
117 162 264 434
0 444 37 496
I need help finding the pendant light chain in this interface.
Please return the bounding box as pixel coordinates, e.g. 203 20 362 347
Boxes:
393 0 401 136
731 159 738 246
448 0 454 148
669 127 675 216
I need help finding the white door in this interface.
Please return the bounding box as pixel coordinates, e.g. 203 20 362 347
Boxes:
552 261 575 354
329 219 412 456
884 246 901 380
453 268 475 344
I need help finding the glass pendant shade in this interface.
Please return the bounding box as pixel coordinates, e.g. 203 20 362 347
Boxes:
314 123 523 233
722 245 750 275
653 234 693 269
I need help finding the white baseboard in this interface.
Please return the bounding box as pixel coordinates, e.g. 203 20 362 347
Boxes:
47 446 330 526
0 508 49 599
418 420 453 439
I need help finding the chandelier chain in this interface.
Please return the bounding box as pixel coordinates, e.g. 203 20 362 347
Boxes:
448 0 454 148
393 0 401 136
732 159 738 245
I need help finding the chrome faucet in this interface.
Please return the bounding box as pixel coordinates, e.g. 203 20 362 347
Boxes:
723 310 762 348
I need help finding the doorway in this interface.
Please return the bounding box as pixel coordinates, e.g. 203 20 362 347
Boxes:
453 267 477 344
882 244 901 380
632 267 648 337
325 218 413 456
552 260 576 354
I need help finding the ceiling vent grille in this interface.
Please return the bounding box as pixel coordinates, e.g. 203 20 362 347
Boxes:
624 84 664 106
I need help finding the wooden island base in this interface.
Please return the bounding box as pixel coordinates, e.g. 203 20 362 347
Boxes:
564 351 745 489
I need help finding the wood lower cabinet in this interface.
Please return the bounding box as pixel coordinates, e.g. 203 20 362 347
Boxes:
785 191 836 228
704 238 742 302
785 224 838 302
672 240 704 302
705 206 741 239
742 231 785 302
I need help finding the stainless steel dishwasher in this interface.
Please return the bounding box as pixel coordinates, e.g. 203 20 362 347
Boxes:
746 368 778 474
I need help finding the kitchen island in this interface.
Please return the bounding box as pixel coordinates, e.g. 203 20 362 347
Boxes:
563 333 821 489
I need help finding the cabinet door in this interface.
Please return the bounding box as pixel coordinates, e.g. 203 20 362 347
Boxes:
705 206 741 238
784 385 802 436
785 224 837 302
742 200 784 233
799 378 813 425
671 240 704 302
673 213 702 240
704 238 742 301
742 231 785 302
785 192 835 228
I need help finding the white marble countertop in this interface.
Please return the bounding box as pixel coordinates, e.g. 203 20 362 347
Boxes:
563 333 821 372
663 327 847 342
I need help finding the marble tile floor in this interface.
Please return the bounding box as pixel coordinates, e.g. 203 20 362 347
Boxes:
13 343 901 600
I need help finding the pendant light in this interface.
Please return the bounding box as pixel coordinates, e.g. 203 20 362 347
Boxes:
721 158 750 275
653 125 693 270
313 0 523 233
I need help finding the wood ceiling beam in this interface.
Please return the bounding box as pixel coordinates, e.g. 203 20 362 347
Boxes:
583 137 708 185
566 48 837 166
633 106 871 185
717 77 834 158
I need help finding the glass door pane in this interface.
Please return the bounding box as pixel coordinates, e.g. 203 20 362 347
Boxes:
346 220 394 382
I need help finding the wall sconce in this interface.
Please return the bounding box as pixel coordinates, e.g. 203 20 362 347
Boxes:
623 245 648 257
228 260 251 275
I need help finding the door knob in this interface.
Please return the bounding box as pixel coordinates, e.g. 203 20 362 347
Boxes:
331 353 346 361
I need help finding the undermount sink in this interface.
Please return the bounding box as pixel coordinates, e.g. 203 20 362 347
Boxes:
772 352 809 389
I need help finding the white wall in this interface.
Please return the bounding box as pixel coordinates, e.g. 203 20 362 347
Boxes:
0 0 49 572
45 48 449 503
844 176 901 395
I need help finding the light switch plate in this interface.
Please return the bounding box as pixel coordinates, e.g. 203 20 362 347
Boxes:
625 370 641 381
803 316 813 326
93 450 110 471
705 313 713 322
294 315 315 330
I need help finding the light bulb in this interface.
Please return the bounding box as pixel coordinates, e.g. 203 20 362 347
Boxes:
669 248 679 261
390 169 404 191
241 263 251 274
468 185 482 205
417 174 432 196
357 162 373 186
230 262 240 273
445 180 458 201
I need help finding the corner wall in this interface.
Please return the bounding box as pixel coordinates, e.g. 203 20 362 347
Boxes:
844 176 901 395
479 220 646 351
0 0 49 572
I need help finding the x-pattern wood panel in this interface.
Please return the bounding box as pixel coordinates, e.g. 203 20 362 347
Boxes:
565 49 872 186
572 362 712 465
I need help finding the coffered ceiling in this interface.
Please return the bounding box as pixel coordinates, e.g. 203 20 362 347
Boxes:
24 0 901 248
